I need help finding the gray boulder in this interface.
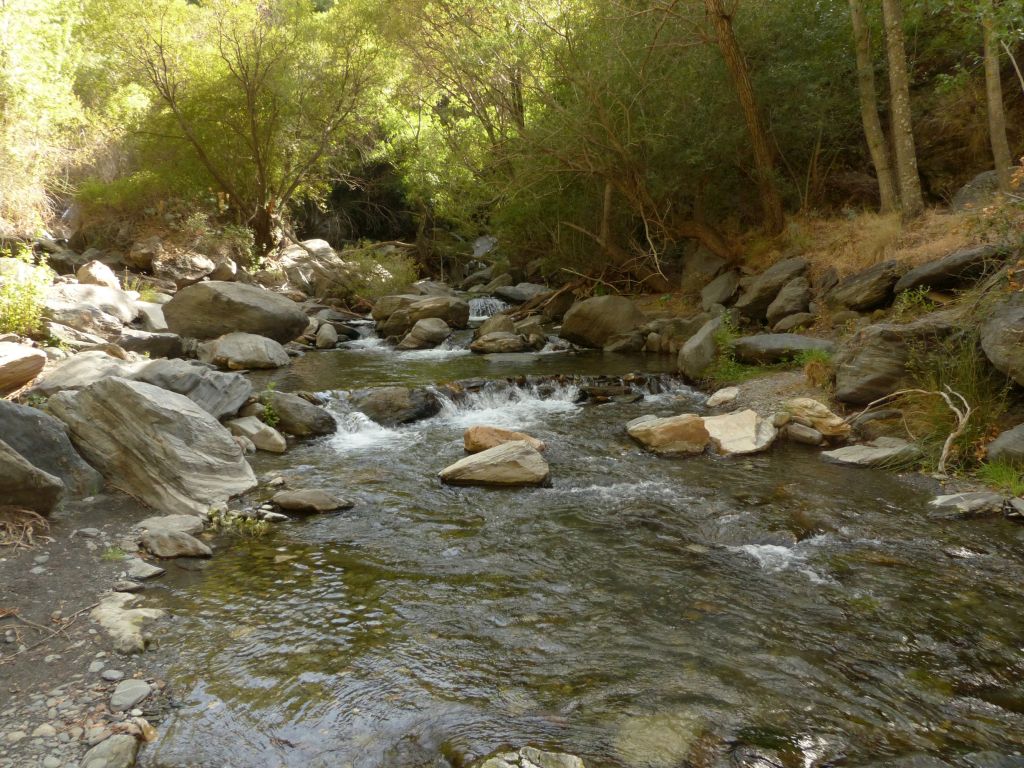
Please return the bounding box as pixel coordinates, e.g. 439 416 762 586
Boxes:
351 386 440 426
378 296 470 337
134 301 168 332
45 283 139 324
475 313 516 338
678 316 723 380
397 318 451 350
261 391 336 436
272 489 354 513
494 282 549 304
42 302 123 338
76 260 120 290
826 260 905 311
559 295 646 348
734 257 808 320
979 292 1024 386
988 424 1024 465
681 248 728 290
115 328 184 359
470 332 531 354
315 322 339 349
142 528 213 558
894 244 1002 294
733 334 834 364
773 312 815 333
766 276 811 325
371 294 423 322
0 438 64 514
197 332 290 370
0 342 46 395
48 377 256 515
0 401 102 497
439 440 550 487
163 281 308 343
152 249 215 287
603 331 645 352
701 270 739 311
951 169 1023 212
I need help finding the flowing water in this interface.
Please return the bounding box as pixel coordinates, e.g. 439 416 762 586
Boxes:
140 338 1024 768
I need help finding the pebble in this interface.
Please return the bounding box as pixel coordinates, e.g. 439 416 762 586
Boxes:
88 661 104 673
100 669 124 682
5 732 26 743
34 555 49 564
42 655 60 664
76 528 101 538
43 757 61 768
109 679 150 711
31 724 57 738
29 567 46 575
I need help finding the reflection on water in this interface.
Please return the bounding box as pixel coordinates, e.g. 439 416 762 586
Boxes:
142 347 1024 768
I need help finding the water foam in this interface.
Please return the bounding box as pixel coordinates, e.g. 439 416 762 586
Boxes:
327 409 412 453
435 382 580 429
469 296 511 320
730 538 835 584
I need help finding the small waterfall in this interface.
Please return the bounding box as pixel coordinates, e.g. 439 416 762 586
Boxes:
469 296 511 320
433 380 581 429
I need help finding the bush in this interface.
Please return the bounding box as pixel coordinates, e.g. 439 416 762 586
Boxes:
0 247 53 334
340 243 419 299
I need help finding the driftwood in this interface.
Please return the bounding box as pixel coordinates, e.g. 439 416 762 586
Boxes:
844 386 972 476
507 281 583 322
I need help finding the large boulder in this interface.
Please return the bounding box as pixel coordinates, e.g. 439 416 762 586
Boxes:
627 414 710 455
703 409 777 455
379 296 470 337
678 316 722 380
701 270 740 311
42 302 123 338
397 318 451 350
45 284 139 325
979 292 1024 386
371 294 423 322
163 281 308 343
681 248 728 290
0 342 46 394
470 332 532 354
197 332 290 370
988 424 1024 465
560 296 646 348
350 386 440 426
765 277 811 326
494 282 549 304
48 377 257 515
733 334 834 364
475 313 516 338
76 260 120 290
277 240 366 300
0 401 103 497
894 244 1002 294
833 314 956 404
135 301 169 332
115 328 184 359
260 391 337 437
152 249 215 288
734 257 808 320
464 425 546 453
826 260 905 311
439 440 550 487
0 438 64 514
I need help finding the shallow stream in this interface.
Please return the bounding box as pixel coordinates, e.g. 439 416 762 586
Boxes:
141 335 1024 768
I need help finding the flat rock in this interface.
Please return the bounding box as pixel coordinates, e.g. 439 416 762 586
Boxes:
141 529 213 558
464 425 546 453
272 489 353 513
0 342 46 394
137 514 205 536
627 414 710 455
81 734 139 768
732 334 834 364
439 440 550 487
929 492 1006 519
894 244 1002 293
198 332 290 370
0 438 64 514
110 678 151 711
90 593 164 654
821 436 921 467
163 281 309 343
125 558 165 581
703 409 777 455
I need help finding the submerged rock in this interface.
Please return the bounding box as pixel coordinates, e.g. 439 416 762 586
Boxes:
929 492 1006 519
272 489 354 513
439 440 550 487
478 746 585 768
464 425 546 453
627 414 709 456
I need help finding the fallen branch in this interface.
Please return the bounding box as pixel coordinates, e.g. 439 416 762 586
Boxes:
507 281 582 322
0 507 52 549
0 602 100 665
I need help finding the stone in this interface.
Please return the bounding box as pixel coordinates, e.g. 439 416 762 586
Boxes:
559 296 647 348
115 328 184 359
772 312 815 333
475 314 516 338
198 332 290 370
315 322 339 349
42 321 108 351
0 400 103 497
0 438 64 514
126 236 163 271
76 260 120 290
410 279 457 297
681 247 728 290
90 593 164 654
677 316 723 380
439 440 550 487
979 292 1024 386
514 316 546 338
894 244 1003 293
470 332 531 354
785 422 825 445
494 282 549 304
141 529 213 558
379 296 471 337
826 260 905 311
833 313 955 404
542 291 576 321
988 424 1024 465
351 386 440 426
134 301 168 332
272 489 353 513
163 281 309 342
397 317 450 350
261 391 336 436
464 425 546 453
32 723 57 738
929 492 1006 519
0 342 46 394
225 416 287 453
125 559 165 581
82 734 139 768
701 270 740 311
152 249 215 287
780 398 850 438
705 386 739 408
46 283 139 324
101 669 125 682
43 302 123 338
371 294 423 322
766 277 811 325
210 255 238 282
952 168 1024 212
821 436 921 467
732 334 834 364
603 331 645 352
48 378 256 515
137 514 205 536
703 409 777 455
627 414 710 455
734 257 808 320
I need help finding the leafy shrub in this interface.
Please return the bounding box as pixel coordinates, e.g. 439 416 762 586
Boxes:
0 247 54 334
892 286 938 322
340 243 419 299
796 348 834 389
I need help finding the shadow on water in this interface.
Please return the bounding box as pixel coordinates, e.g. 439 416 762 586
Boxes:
141 345 1024 768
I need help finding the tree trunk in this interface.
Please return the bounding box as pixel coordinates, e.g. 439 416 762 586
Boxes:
249 205 277 255
704 0 785 235
983 9 1013 192
849 0 900 213
880 0 924 218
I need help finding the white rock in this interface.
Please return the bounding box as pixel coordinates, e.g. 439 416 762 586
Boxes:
76 261 120 290
705 386 739 408
703 409 777 455
226 416 287 453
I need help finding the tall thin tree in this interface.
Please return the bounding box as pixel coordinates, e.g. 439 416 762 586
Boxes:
849 0 899 213
881 0 924 218
982 1 1013 192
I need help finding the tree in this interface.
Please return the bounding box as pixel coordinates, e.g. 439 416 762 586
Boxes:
703 0 785 235
849 0 899 213
881 0 924 217
981 1 1013 191
90 0 380 251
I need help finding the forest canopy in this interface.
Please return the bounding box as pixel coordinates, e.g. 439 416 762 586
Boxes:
1 0 1021 285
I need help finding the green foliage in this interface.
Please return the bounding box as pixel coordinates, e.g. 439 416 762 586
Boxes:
259 392 280 429
892 286 939 322
0 247 54 334
705 314 775 385
101 546 128 561
208 507 270 538
340 244 419 299
977 459 1024 496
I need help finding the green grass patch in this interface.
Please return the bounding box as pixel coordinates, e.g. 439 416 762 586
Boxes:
977 460 1024 496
